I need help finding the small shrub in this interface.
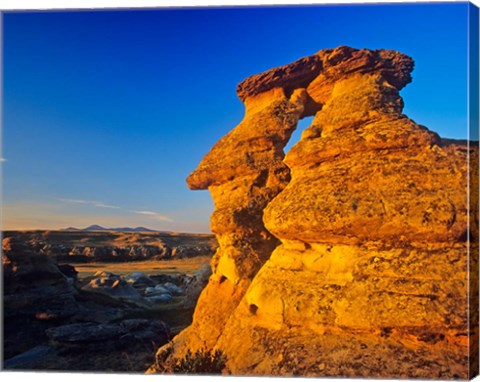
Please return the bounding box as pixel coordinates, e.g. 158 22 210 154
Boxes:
172 347 226 374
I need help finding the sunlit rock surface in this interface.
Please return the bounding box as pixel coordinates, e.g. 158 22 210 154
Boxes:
150 46 478 378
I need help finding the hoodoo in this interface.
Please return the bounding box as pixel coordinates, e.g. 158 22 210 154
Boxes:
150 46 478 379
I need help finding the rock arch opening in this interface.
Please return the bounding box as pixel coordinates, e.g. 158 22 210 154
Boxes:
284 115 315 155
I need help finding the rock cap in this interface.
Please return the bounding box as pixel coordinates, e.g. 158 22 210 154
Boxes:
236 46 414 102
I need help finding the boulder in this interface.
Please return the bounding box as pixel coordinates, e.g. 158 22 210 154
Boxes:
119 319 170 343
82 273 141 299
162 282 184 296
145 294 173 303
145 286 171 296
124 272 155 288
46 319 170 349
154 284 171 292
46 322 126 344
94 271 114 277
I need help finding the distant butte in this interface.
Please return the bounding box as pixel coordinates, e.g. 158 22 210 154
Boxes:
64 225 159 233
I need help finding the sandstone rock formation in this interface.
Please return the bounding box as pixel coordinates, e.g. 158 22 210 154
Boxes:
150 46 478 379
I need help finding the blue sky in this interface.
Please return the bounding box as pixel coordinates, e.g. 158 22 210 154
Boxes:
1 3 471 232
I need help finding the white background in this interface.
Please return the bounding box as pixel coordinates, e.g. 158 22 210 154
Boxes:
1 1 479 382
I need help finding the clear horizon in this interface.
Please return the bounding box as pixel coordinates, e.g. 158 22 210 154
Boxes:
2 3 471 232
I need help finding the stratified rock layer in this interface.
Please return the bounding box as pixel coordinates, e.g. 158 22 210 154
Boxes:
150 46 477 379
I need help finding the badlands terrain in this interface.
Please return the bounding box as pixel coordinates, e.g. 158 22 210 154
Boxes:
3 228 217 263
2 229 217 371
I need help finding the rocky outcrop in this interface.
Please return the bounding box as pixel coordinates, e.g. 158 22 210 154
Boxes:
2 237 173 371
151 46 477 379
3 237 81 322
4 319 171 372
3 237 82 360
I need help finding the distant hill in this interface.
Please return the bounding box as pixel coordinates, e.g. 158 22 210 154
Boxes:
64 225 158 233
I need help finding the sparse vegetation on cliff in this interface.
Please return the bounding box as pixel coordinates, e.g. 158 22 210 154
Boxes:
172 348 227 374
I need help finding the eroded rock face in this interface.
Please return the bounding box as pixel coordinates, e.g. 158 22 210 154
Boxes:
175 85 308 354
151 46 477 378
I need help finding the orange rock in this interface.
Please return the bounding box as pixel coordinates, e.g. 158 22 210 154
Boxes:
150 46 477 379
